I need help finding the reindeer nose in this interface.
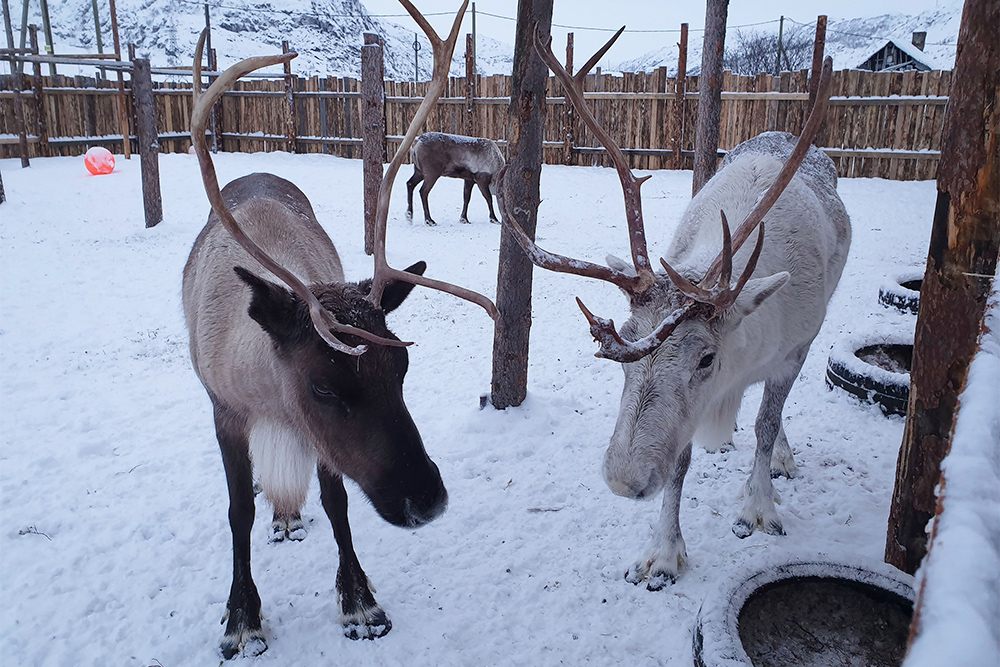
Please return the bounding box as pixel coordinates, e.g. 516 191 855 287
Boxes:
604 467 662 500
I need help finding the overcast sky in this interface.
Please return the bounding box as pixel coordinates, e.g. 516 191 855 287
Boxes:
363 0 955 65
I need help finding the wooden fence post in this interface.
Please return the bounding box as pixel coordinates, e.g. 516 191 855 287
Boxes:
562 32 574 165
465 32 475 135
692 0 728 195
282 40 298 153
671 22 688 170
342 76 354 159
2 0 30 166
131 58 162 228
491 0 552 410
361 34 385 256
0 164 5 202
108 0 131 158
885 0 999 575
28 24 49 157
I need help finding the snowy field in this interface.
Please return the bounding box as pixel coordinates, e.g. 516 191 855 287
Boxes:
1 151 937 666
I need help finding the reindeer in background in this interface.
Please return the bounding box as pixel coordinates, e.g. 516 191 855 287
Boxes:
183 0 497 658
500 27 850 590
406 131 505 225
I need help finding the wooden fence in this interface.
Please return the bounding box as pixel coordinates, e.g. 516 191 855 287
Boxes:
1 67 950 180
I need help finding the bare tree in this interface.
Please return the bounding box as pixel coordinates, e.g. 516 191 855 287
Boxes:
724 27 812 75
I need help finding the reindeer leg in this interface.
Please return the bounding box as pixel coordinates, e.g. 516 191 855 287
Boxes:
419 174 440 226
626 443 691 590
406 169 423 221
476 174 499 223
733 346 807 538
459 179 474 223
318 464 391 640
214 403 266 659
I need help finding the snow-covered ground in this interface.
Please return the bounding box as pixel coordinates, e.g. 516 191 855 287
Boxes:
0 151 954 665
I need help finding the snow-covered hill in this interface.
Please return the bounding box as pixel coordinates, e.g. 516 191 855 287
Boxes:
616 2 962 75
26 0 514 80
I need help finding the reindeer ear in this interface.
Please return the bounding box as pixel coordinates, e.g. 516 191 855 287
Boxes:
727 271 790 324
356 261 427 314
234 266 306 345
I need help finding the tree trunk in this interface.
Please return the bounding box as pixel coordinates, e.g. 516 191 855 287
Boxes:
490 0 552 409
885 0 999 575
692 0 728 195
361 35 385 256
132 58 162 228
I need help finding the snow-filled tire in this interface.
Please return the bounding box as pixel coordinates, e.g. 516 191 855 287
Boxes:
826 331 912 416
693 556 915 667
878 269 922 315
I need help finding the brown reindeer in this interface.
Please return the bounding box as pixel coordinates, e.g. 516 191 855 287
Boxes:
183 1 497 658
405 131 505 225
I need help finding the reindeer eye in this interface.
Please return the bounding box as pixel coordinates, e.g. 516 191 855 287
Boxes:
310 384 338 401
698 353 715 369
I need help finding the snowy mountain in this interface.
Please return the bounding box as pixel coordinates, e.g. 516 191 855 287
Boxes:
26 0 514 80
615 2 962 75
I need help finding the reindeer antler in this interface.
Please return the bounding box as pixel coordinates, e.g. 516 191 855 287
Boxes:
500 32 836 363
191 31 407 356
365 0 499 321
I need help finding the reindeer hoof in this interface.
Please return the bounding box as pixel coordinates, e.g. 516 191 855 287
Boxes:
424 219 437 227
489 217 500 225
220 628 267 660
732 519 755 539
342 607 392 640
459 217 471 224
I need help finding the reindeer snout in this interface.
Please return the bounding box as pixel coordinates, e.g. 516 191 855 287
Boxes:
603 452 664 500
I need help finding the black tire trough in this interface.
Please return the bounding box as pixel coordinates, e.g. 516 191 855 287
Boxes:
878 269 922 315
826 331 913 416
693 557 915 667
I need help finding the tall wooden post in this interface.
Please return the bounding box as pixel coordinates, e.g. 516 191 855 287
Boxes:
671 23 688 170
562 32 574 165
885 0 999 575
361 33 385 256
2 0 29 167
132 58 162 228
465 32 475 135
28 25 49 157
282 40 298 154
37 0 54 75
108 0 130 158
490 0 553 410
808 16 827 113
0 164 5 202
692 0 728 195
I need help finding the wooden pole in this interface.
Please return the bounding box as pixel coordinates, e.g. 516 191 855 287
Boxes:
0 164 5 202
343 75 354 159
465 32 474 135
490 0 553 410
131 58 162 228
282 40 298 153
671 23 688 170
692 0 728 195
108 0 130 158
774 15 784 76
885 0 999 575
28 24 49 157
38 0 54 76
562 32 574 165
361 33 385 256
2 0 30 167
808 16 827 113
204 3 220 153
90 0 105 79
16 0 25 75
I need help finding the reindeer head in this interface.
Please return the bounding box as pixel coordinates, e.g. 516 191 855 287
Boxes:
499 27 833 500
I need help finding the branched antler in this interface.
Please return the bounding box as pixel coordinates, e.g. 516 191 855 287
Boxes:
366 0 499 321
191 31 409 355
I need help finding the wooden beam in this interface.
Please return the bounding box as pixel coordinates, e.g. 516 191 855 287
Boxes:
692 0 728 194
886 0 1000 575
361 34 385 256
491 0 552 410
671 23 688 169
131 58 162 227
28 24 50 157
562 32 574 165
2 0 30 166
282 40 297 153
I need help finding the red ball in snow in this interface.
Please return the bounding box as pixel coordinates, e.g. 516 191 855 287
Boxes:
84 146 115 175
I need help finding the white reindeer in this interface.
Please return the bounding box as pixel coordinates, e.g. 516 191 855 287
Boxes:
500 29 850 589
